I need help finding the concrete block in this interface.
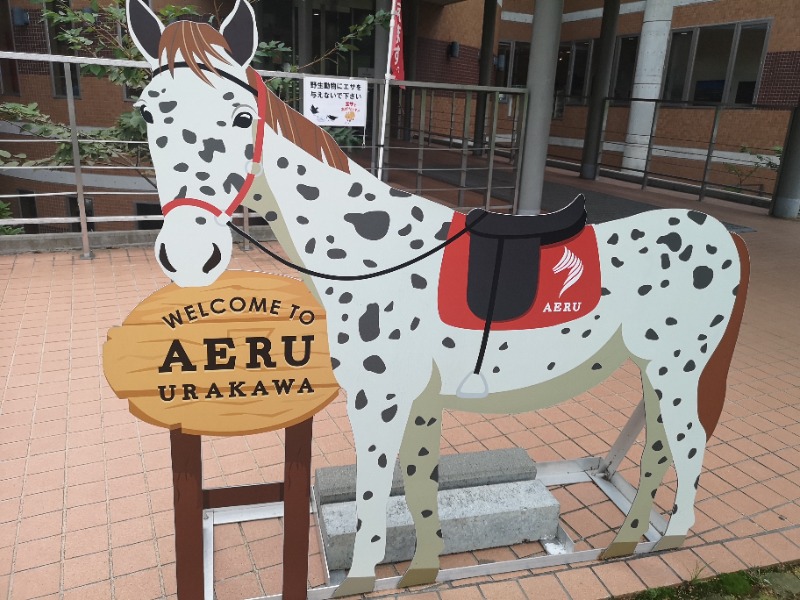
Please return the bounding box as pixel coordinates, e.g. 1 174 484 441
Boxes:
319 479 560 570
314 448 537 506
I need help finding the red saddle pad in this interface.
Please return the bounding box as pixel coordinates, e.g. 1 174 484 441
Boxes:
438 212 602 331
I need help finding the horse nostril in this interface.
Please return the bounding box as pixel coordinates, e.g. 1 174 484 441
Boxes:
159 243 177 273
202 243 222 274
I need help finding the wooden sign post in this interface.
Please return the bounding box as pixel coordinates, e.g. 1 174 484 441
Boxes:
104 271 340 599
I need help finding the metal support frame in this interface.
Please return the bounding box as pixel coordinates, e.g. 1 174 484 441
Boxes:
458 93 473 208
484 92 500 210
699 104 723 201
641 101 661 190
245 399 659 600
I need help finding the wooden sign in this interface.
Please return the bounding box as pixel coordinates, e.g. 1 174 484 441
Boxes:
103 270 339 436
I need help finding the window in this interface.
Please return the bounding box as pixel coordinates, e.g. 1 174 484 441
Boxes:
496 41 530 87
663 21 768 105
555 40 594 102
68 196 93 232
611 36 638 100
0 0 19 94
47 0 80 98
136 202 162 230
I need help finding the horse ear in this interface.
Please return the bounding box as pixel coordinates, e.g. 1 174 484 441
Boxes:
127 0 164 66
220 0 258 66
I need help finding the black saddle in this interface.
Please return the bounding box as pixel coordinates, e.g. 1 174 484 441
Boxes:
465 194 587 323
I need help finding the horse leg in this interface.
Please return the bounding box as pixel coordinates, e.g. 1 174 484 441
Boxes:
397 369 445 587
332 384 420 598
602 361 674 558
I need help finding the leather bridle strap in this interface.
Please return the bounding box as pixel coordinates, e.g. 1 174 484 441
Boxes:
159 65 267 222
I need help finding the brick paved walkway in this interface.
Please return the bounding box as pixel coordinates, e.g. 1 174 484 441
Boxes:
1 171 799 599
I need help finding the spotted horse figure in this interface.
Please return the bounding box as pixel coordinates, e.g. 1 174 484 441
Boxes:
127 0 750 595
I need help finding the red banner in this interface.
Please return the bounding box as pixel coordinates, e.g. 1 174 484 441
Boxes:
390 0 405 82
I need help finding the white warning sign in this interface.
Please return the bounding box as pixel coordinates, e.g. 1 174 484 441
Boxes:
303 76 368 128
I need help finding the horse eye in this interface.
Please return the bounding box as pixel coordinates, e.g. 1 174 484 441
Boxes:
139 105 154 124
233 113 253 128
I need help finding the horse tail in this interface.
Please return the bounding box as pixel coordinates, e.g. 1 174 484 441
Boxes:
697 233 750 440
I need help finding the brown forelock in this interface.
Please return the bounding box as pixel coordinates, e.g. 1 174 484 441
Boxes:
158 20 232 85
259 79 350 175
697 233 750 440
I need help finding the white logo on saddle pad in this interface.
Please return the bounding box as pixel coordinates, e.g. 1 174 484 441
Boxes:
553 248 584 298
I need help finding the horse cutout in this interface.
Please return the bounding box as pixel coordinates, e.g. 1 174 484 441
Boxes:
127 0 750 595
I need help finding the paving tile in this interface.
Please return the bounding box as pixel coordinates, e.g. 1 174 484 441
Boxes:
627 555 683 589
592 561 645 597
63 550 110 590
9 563 61 599
518 573 570 600
113 568 164 600
557 567 609 600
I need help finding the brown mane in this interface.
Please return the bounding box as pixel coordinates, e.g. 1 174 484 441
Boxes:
158 20 350 175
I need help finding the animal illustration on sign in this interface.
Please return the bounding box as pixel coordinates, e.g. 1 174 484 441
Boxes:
127 0 749 595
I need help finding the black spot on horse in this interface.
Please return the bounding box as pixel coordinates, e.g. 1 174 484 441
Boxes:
435 222 450 240
666 317 677 325
547 362 556 370
378 454 387 468
500 342 509 350
706 244 717 254
148 90 160 98
328 249 347 259
390 187 411 197
174 163 188 172
385 302 394 312
679 245 693 261
348 182 363 197
217 121 226 127
687 211 707 225
364 260 377 268
646 329 659 340
363 491 373 500
199 186 215 196
631 519 639 528
661 280 670 288
710 314 724 327
419 447 429 456
297 165 306 175
411 274 427 289
355 390 368 409
442 337 455 348
407 464 417 475
331 357 340 369
601 288 611 296
196 172 210 181
182 129 197 144
277 157 289 168
326 235 334 243
325 287 334 295
638 285 652 296
410 239 424 250
223 92 234 100
492 366 500 373
371 535 380 542
359 303 381 342
657 232 682 252
700 343 708 353
164 117 174 124
340 292 353 304
414 417 425 426
611 257 624 268
297 216 309 224
304 238 315 254
389 329 401 340
722 259 732 269
427 418 437 426
652 440 663 451
265 211 277 222
364 355 386 373
156 136 167 148
398 224 412 236
673 349 681 357
175 186 187 199
684 361 695 372
223 172 245 194
732 284 739 296
338 333 349 344
659 367 668 375
430 466 439 482
688 448 697 459
693 266 714 289
668 217 680 225
582 330 591 338
631 229 645 240
591 363 602 370
673 397 682 406
365 193 375 201
421 510 433 518
639 247 649 254
661 254 671 270
199 138 226 163
411 206 424 222
344 211 391 240
382 405 398 422
297 184 320 200
253 194 261 201
159 101 177 113
607 233 619 245
410 317 420 331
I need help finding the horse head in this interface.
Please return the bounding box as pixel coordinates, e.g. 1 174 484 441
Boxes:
127 0 260 287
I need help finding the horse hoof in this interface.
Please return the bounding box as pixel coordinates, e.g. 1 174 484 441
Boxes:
653 534 686 552
398 567 439 587
332 576 376 598
600 540 637 559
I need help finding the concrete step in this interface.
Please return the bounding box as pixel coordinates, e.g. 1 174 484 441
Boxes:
314 449 560 571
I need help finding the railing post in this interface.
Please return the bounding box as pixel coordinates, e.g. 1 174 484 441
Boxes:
458 92 473 208
641 100 660 190
241 207 251 251
511 91 529 214
484 91 500 210
64 61 93 260
700 104 723 201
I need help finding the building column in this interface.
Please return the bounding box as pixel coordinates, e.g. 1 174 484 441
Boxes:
621 0 674 174
473 0 499 153
518 0 564 215
771 106 800 219
297 0 312 70
580 0 621 180
374 0 390 77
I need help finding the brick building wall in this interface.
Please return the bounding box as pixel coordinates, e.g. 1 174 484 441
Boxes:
414 38 480 85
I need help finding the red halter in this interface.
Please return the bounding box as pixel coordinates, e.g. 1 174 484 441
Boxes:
160 68 267 222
